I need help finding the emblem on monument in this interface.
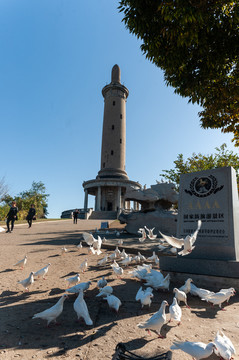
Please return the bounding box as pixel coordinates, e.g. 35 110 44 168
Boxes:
185 175 224 197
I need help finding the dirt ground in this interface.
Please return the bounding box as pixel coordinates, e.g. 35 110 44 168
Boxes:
0 220 238 360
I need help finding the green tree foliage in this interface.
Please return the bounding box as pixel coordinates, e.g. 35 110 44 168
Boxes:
160 144 239 190
119 1 239 145
0 181 49 220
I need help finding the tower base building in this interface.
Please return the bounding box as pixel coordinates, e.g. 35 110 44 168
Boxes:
83 65 141 219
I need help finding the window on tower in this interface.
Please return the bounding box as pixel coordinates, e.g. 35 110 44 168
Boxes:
113 101 115 106
112 125 114 130
103 162 105 168
111 150 114 155
120 138 122 143
120 114 122 119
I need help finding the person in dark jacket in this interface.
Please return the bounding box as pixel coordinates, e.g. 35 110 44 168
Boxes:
6 201 18 233
73 209 79 224
26 204 36 228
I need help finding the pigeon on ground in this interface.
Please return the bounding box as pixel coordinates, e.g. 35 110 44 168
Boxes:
96 285 113 297
147 251 158 262
67 281 92 294
138 228 147 242
32 294 68 327
201 289 235 310
102 237 107 243
104 294 122 312
129 266 149 281
120 249 128 259
88 246 96 255
219 288 236 303
120 256 132 267
97 276 107 289
170 341 216 360
79 259 88 273
111 262 124 278
34 263 51 279
0 226 5 232
114 246 121 258
14 255 27 270
154 273 170 291
77 242 83 250
173 288 190 308
98 255 108 266
18 271 34 291
159 220 202 256
179 278 193 294
132 255 141 264
135 286 154 308
144 226 157 240
144 269 164 288
61 247 68 255
109 252 117 261
190 283 214 298
118 239 123 246
115 231 121 237
158 244 168 252
155 256 160 267
214 330 236 360
92 236 102 255
169 297 182 325
137 300 168 338
137 252 146 262
73 290 93 325
65 273 80 287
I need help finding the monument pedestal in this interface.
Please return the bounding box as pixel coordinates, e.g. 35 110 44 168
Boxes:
159 256 239 278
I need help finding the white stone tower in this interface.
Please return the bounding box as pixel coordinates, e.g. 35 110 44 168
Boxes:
83 65 141 217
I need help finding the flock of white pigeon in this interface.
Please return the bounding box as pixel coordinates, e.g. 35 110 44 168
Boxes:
12 221 237 360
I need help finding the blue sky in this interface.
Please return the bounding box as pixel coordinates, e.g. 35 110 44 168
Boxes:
0 0 236 218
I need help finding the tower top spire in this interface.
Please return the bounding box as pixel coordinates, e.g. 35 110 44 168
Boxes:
111 64 121 83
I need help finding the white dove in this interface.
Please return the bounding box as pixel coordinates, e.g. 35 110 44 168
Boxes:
109 252 117 261
170 341 216 360
173 288 190 308
179 278 193 294
118 239 123 246
159 219 202 256
154 256 160 267
111 263 124 278
77 242 83 250
219 287 236 303
132 255 141 264
14 255 27 270
61 247 68 255
67 281 91 294
201 289 235 310
120 249 128 259
214 331 236 360
154 273 170 291
104 294 121 312
92 235 102 255
137 300 168 338
0 226 5 232
169 297 182 325
135 287 154 308
147 251 158 262
97 276 107 289
158 244 168 252
129 267 149 281
79 259 88 273
138 228 147 242
18 271 34 291
65 273 80 287
144 269 164 288
73 290 93 325
88 246 96 255
32 294 68 327
114 246 121 258
144 226 157 240
120 256 132 267
102 237 107 244
96 285 113 297
98 255 108 266
190 283 214 298
137 252 146 262
82 232 95 246
34 263 51 279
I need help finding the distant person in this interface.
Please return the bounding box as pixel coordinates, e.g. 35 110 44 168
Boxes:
73 209 79 224
6 201 18 233
26 204 36 228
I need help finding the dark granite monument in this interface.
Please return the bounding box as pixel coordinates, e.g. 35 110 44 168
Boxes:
160 167 239 278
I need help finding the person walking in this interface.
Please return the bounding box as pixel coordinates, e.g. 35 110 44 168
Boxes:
26 204 36 228
6 201 18 233
73 209 79 224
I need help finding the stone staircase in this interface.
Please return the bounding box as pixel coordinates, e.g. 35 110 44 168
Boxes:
89 211 117 220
